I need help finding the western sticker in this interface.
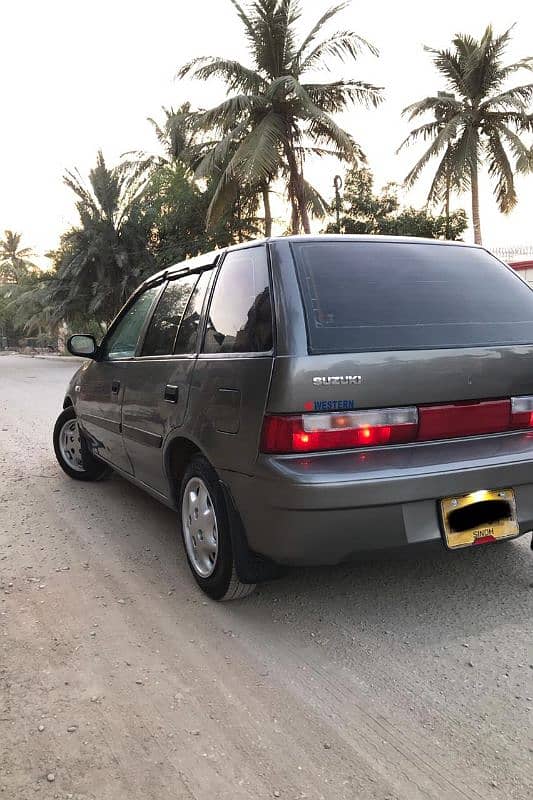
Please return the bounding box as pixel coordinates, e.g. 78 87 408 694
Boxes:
304 400 356 412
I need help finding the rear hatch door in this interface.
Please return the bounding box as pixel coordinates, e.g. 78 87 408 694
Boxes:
269 239 533 415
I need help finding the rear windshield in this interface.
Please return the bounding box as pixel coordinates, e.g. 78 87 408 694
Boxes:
292 241 533 353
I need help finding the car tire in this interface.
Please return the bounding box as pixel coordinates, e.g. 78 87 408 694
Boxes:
53 406 112 482
179 455 256 601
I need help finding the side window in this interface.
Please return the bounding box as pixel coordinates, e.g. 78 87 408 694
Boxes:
103 286 160 361
141 274 198 357
202 248 273 354
174 270 214 355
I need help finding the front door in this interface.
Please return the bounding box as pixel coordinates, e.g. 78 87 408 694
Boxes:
77 285 161 472
121 270 215 495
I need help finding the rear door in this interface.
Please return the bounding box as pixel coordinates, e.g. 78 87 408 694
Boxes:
186 246 275 475
76 285 161 472
120 269 215 495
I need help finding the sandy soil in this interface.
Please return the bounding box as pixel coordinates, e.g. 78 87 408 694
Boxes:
0 354 531 800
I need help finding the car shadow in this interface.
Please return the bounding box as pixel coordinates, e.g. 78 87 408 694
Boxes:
97 472 532 649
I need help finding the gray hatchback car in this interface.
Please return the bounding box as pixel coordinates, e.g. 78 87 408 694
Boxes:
54 235 533 599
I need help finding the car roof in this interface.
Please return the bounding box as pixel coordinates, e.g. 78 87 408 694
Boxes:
142 234 479 287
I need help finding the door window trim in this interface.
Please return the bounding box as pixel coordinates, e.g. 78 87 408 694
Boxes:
198 244 276 359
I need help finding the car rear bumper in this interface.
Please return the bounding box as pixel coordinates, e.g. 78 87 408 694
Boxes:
221 432 533 565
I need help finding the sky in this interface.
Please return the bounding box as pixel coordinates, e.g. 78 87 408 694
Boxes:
1 0 532 266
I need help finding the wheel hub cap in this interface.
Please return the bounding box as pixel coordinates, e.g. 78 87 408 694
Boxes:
59 419 84 473
182 477 219 578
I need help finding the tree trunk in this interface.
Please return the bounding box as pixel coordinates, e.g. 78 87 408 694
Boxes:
285 137 311 234
262 185 272 238
296 172 311 234
288 170 299 234
290 196 299 234
470 162 482 245
236 191 243 243
445 161 451 240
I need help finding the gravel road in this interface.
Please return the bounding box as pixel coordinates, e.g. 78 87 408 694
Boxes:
0 354 531 800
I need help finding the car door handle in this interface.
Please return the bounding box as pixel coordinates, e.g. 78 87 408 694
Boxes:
164 384 179 403
111 380 121 395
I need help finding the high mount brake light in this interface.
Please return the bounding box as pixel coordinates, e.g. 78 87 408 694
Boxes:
261 396 533 455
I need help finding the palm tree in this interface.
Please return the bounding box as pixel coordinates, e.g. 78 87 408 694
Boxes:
123 104 203 180
431 91 462 240
0 232 44 347
193 133 278 236
178 0 382 234
399 25 533 244
0 231 38 284
124 104 265 243
1 274 57 341
45 151 155 326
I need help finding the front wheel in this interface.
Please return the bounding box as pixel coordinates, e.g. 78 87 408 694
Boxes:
179 456 256 601
53 406 111 481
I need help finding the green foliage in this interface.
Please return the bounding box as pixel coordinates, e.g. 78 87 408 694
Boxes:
123 104 203 182
1 271 55 341
0 271 50 344
0 231 43 344
125 104 263 261
7 15 532 343
0 230 38 284
0 284 21 343
141 162 261 270
400 25 533 243
324 167 468 239
7 145 262 338
41 151 156 327
179 0 382 233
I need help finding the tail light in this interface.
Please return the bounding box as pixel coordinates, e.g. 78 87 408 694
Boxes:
261 395 533 455
261 407 418 454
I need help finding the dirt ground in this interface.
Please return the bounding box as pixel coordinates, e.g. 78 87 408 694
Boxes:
0 354 531 800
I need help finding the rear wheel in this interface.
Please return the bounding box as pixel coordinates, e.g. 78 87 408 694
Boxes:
179 456 256 600
53 406 111 481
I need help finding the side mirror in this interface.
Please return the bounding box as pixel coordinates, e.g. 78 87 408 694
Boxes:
67 334 98 359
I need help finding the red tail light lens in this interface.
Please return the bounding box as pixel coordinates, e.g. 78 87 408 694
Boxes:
418 399 512 441
261 395 533 455
261 408 418 454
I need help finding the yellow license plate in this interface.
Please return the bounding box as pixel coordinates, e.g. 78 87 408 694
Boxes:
440 488 519 549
